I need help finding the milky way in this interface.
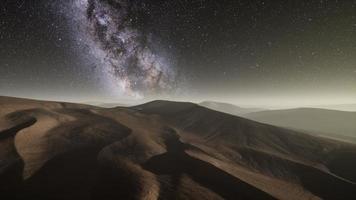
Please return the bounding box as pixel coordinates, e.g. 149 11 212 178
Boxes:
63 0 177 98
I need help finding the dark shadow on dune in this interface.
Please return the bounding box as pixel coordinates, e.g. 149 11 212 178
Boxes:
297 165 356 200
19 144 148 200
20 146 139 200
0 118 37 140
20 146 102 200
0 117 36 199
296 148 356 200
234 146 356 200
326 150 356 183
0 159 24 200
143 128 276 200
91 159 144 200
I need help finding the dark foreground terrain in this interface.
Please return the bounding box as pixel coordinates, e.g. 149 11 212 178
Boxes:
0 96 355 200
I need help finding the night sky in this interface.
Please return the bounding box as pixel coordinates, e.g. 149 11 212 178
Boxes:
1 0 356 106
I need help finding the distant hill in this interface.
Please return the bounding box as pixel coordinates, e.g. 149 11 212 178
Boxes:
98 103 131 108
312 104 356 112
245 108 356 143
83 102 134 108
200 101 265 116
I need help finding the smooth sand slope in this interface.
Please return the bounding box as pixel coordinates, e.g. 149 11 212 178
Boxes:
0 96 356 200
200 101 265 116
245 108 356 143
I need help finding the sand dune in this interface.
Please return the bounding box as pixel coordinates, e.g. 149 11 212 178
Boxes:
200 101 265 116
1 97 355 199
245 108 356 143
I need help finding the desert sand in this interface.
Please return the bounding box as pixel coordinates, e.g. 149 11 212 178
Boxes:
245 108 356 143
0 96 355 200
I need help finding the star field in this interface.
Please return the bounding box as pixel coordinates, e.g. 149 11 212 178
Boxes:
1 0 356 105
